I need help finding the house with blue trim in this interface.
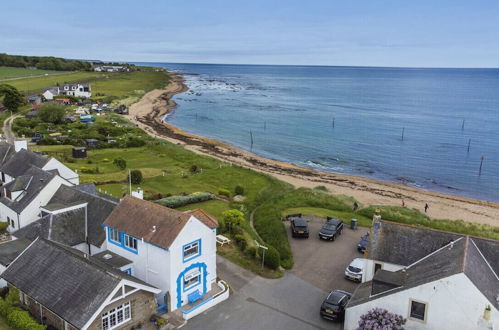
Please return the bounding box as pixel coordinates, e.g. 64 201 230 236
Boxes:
103 195 220 313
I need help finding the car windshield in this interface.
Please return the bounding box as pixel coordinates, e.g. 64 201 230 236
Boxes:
348 266 361 273
326 292 345 305
295 226 307 230
322 223 335 230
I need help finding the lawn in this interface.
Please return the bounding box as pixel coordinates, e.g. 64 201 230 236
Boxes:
0 316 11 330
0 66 62 79
91 70 170 97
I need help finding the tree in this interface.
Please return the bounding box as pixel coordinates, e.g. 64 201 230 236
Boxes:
0 84 25 112
38 103 67 124
113 157 127 170
357 308 406 330
221 209 245 233
128 170 143 184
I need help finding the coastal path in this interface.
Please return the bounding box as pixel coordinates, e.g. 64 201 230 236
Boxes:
2 114 21 143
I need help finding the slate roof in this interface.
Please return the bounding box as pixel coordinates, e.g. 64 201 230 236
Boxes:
1 238 157 329
12 184 118 247
0 238 32 267
0 166 55 213
93 250 133 268
0 148 49 177
349 222 499 309
104 196 217 250
0 144 14 167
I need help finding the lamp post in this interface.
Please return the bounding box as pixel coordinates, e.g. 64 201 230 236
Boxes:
254 240 268 269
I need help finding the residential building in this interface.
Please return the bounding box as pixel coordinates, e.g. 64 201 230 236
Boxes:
2 238 161 330
42 87 60 100
344 221 499 330
12 183 119 255
103 196 220 313
0 238 32 287
61 83 91 98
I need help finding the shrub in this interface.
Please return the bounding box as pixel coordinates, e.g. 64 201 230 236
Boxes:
245 246 257 258
222 209 244 233
6 308 46 330
314 185 328 192
38 103 67 124
234 234 247 251
129 170 143 184
0 221 9 232
155 192 216 208
190 165 198 173
263 245 280 270
357 308 406 330
234 185 245 195
218 188 231 198
113 157 127 170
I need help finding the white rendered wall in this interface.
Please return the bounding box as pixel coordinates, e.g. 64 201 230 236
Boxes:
364 259 405 282
43 158 79 185
345 273 498 330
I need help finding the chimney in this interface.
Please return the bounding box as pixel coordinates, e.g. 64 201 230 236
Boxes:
14 140 28 152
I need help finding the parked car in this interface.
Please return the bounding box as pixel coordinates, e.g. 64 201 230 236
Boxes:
320 290 352 321
345 258 365 282
318 217 343 240
357 232 369 253
290 217 309 238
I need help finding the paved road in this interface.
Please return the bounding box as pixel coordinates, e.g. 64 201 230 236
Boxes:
2 114 21 143
184 217 367 330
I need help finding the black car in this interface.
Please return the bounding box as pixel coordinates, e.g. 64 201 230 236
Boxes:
318 217 343 240
357 232 369 253
290 217 309 238
320 290 352 321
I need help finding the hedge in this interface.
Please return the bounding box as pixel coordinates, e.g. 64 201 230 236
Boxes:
155 192 216 209
0 289 46 330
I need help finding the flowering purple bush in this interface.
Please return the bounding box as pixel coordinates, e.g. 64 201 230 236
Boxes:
357 308 406 330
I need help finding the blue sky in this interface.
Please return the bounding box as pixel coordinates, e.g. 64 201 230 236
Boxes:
2 0 499 67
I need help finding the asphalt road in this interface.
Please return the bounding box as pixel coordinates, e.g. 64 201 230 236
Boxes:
184 217 367 330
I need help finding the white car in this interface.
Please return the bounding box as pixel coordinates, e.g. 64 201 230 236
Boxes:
345 258 365 282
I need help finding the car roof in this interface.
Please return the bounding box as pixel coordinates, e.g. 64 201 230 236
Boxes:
326 290 349 304
292 218 308 226
327 218 342 225
349 258 365 268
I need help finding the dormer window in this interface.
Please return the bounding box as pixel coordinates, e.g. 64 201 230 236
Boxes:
109 227 121 244
124 234 137 252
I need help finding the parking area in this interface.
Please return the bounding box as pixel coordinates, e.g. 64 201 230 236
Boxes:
286 216 368 293
184 216 368 330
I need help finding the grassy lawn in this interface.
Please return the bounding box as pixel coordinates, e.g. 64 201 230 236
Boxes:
176 200 231 219
91 70 170 97
0 316 11 330
0 66 62 79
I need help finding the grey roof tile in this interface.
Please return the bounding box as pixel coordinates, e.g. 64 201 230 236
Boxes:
0 149 49 177
0 238 32 267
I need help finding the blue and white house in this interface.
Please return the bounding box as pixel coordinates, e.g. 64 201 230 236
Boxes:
103 196 226 316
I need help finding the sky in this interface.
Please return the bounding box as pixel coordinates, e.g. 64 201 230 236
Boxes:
2 0 499 67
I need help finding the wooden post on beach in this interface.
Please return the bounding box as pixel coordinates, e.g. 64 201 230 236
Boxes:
401 127 405 141
250 130 254 149
461 119 465 131
479 156 484 176
332 117 335 128
467 139 471 153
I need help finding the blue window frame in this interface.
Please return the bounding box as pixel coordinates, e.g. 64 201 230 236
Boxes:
123 268 132 275
107 227 138 254
183 239 201 262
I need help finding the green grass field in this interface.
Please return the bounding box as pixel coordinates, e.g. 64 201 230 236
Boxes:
0 66 62 79
91 71 170 97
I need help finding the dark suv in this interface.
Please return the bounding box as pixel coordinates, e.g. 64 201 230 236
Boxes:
320 290 352 321
290 217 309 238
318 217 343 240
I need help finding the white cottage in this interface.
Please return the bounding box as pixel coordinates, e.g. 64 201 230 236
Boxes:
61 83 91 98
345 221 499 330
103 196 222 314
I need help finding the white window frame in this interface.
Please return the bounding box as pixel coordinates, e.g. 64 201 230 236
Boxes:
408 298 428 323
124 234 137 251
109 228 121 244
101 301 131 330
184 269 201 290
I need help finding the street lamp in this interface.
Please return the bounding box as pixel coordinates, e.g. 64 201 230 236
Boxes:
254 240 268 269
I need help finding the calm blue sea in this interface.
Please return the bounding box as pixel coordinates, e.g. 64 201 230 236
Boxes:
136 63 499 202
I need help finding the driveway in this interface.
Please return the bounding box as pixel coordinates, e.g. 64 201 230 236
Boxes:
184 217 367 330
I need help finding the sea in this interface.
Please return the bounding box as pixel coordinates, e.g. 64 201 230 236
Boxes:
135 63 499 203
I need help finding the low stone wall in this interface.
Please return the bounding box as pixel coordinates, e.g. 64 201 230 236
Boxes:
181 280 229 320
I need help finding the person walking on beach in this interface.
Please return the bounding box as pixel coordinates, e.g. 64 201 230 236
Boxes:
353 202 359 212
424 203 429 213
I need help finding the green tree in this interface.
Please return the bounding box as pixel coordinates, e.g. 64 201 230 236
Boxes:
221 209 245 232
113 157 127 170
38 103 67 124
0 84 25 112
129 170 143 184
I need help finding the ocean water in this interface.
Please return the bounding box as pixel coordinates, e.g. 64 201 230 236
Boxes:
136 63 499 202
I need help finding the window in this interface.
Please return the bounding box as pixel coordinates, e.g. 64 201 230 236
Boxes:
183 240 200 261
124 234 137 251
7 217 14 228
409 299 427 322
183 269 201 290
109 228 121 243
374 262 382 274
102 302 131 330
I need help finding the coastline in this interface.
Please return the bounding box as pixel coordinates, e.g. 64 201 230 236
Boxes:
127 72 499 227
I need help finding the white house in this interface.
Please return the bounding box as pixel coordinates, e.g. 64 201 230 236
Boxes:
344 221 498 330
42 87 60 100
0 166 71 232
61 83 91 98
103 196 225 315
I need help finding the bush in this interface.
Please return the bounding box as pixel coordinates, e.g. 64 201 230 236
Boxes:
263 245 280 270
234 185 245 195
113 157 127 170
218 188 231 198
129 170 143 184
155 192 216 208
38 103 67 124
245 246 257 258
0 289 46 330
357 308 406 330
0 221 9 232
190 165 198 173
314 185 328 192
234 234 247 251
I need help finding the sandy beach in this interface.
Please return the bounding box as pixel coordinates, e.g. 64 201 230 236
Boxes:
127 73 499 227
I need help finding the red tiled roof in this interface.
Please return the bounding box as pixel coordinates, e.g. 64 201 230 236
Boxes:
184 209 218 229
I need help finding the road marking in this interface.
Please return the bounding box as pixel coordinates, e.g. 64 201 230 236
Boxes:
246 297 328 330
